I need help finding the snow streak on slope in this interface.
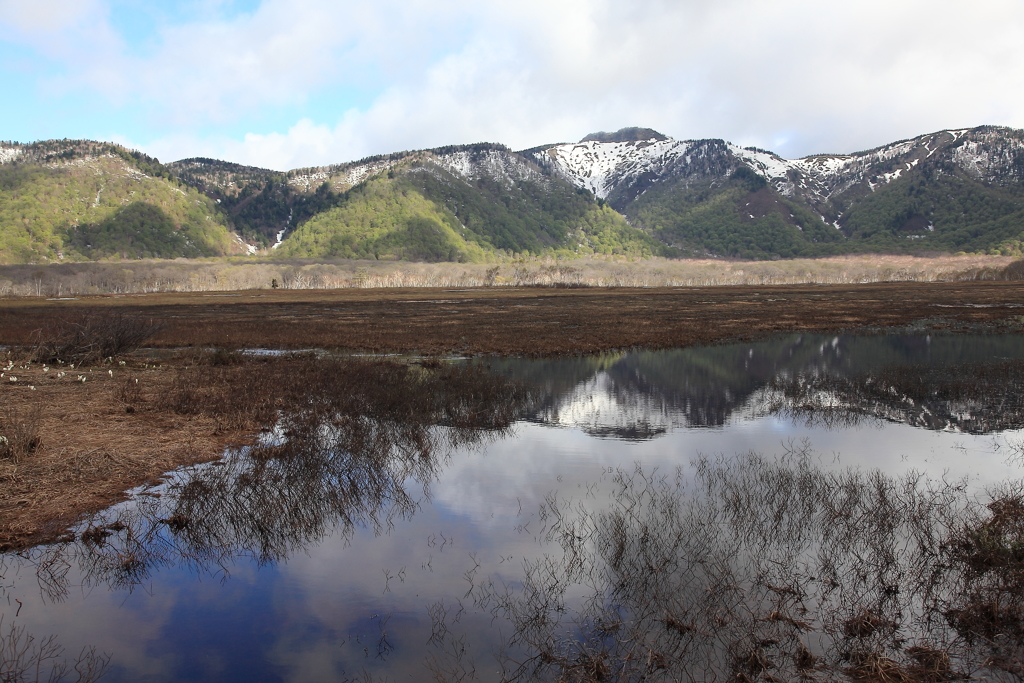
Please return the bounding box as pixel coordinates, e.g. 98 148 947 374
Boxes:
289 158 399 193
0 146 23 164
949 129 1024 182
729 139 923 203
288 148 543 194
536 138 693 198
734 130 1024 204
533 127 1024 215
433 149 544 186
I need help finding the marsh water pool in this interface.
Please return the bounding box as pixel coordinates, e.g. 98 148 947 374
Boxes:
5 332 1024 682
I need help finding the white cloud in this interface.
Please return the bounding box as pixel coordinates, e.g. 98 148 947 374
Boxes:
0 0 104 33
14 0 1024 167
0 0 122 64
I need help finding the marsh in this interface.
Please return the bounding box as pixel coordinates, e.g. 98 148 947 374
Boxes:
4 331 1024 681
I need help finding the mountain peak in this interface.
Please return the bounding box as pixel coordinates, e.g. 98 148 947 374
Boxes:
580 127 668 144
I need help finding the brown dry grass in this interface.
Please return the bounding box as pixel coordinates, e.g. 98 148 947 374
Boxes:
2 281 1024 356
0 356 253 550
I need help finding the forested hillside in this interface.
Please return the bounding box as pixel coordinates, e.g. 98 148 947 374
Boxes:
167 158 347 247
627 165 846 259
278 150 661 260
0 140 237 264
4 126 1024 265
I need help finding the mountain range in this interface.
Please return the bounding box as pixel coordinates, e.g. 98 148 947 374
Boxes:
2 125 1023 264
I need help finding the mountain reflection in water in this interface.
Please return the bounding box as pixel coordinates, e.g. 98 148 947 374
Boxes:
487 333 1024 437
3 333 1024 682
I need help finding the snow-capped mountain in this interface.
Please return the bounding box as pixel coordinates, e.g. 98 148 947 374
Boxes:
168 124 1024 258
533 126 1024 222
532 136 734 209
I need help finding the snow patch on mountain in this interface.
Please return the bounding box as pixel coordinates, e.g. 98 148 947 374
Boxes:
535 138 692 198
537 130 943 208
233 233 258 255
728 146 793 181
289 159 398 192
434 149 543 185
337 160 397 187
0 146 22 164
729 132 1013 204
950 130 1024 182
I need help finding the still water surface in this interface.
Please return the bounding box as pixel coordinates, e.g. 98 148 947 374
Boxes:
4 332 1024 682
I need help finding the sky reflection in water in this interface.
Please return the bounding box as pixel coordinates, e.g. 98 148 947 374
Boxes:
4 332 1024 682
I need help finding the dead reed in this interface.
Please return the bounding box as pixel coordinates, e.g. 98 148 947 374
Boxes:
1 255 1021 296
0 406 41 463
6 281 1024 358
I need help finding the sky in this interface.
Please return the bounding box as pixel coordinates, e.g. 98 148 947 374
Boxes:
2 0 1023 171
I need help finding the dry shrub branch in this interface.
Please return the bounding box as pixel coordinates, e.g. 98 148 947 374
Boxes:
31 311 162 366
16 355 532 588
0 349 532 551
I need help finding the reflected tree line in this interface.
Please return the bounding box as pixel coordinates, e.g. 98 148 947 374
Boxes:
766 358 1024 434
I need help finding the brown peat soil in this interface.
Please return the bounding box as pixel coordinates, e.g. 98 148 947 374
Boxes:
2 281 1024 550
3 281 1024 355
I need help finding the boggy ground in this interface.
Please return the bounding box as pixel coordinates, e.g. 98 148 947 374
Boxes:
0 355 238 550
2 281 1024 551
0 351 527 551
2 281 1024 355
